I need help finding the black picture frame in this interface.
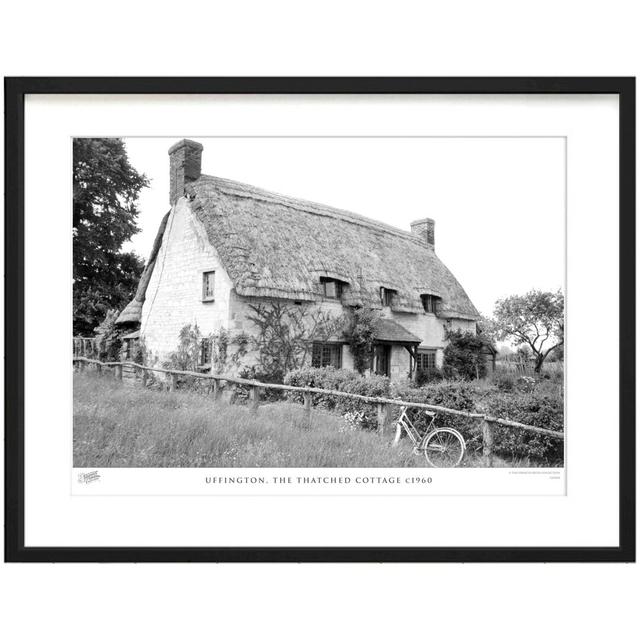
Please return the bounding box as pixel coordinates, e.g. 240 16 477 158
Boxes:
4 77 635 563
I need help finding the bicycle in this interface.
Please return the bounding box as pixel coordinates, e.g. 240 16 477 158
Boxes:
394 406 466 467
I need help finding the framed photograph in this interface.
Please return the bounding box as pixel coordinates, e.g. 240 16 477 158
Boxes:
4 77 635 562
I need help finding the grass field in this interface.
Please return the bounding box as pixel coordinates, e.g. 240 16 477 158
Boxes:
74 371 543 468
74 372 424 467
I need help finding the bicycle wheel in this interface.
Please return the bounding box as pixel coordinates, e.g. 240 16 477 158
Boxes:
423 428 465 468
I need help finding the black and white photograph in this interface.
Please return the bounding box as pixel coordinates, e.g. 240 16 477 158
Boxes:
72 135 565 471
6 78 632 562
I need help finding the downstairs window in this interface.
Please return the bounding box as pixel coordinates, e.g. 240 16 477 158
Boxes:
200 339 212 367
311 342 342 368
416 349 437 371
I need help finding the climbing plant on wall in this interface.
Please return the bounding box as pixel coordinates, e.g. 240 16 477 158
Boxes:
246 302 346 382
343 307 379 374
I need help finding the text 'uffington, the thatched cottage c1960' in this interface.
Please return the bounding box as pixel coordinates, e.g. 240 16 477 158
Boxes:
116 139 480 380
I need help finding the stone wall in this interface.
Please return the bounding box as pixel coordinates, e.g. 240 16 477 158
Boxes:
139 198 234 363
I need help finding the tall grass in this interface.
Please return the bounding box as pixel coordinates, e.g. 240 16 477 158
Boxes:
74 372 425 467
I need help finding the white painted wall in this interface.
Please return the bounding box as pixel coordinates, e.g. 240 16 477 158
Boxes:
384 308 476 372
139 198 234 363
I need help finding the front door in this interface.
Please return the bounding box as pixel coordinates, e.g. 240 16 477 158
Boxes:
374 344 391 377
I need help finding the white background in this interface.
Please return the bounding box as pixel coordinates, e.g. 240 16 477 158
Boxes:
1 2 638 640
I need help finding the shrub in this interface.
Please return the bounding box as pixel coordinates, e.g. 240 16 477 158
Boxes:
493 369 516 392
94 309 122 361
479 392 564 463
415 367 444 386
164 323 202 371
284 367 390 428
235 365 285 403
442 329 489 380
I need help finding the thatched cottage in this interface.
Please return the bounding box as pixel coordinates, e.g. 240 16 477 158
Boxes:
116 139 480 380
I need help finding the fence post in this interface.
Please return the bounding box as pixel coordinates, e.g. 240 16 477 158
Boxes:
377 402 390 434
78 359 85 373
392 421 403 447
116 364 123 381
141 366 148 387
96 362 103 376
482 418 494 467
211 378 219 402
303 391 312 421
250 385 261 412
169 373 177 392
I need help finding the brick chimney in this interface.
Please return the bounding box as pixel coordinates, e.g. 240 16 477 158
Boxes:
168 139 203 205
410 217 435 249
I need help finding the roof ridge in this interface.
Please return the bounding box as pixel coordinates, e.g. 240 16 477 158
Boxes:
196 173 434 249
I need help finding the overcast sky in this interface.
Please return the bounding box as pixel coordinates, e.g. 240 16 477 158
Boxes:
122 136 565 317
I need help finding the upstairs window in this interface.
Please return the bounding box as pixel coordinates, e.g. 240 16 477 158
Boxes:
380 287 396 307
202 270 215 301
320 277 343 299
421 294 439 314
416 349 437 371
311 342 342 368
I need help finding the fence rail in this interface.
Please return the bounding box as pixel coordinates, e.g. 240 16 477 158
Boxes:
72 356 564 465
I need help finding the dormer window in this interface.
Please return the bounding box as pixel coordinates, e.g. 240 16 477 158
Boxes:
421 294 439 314
380 287 396 307
320 277 344 299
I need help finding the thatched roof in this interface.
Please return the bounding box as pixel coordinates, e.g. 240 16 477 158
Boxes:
116 211 170 325
185 175 479 319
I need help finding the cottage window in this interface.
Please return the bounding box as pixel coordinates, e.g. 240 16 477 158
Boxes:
421 294 438 314
416 349 437 371
380 287 396 307
311 342 342 368
320 277 343 299
202 271 215 301
200 339 212 367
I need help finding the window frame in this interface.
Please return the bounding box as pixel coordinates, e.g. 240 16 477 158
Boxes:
416 349 437 372
202 270 216 302
421 294 439 314
320 277 344 300
311 342 342 368
380 287 396 307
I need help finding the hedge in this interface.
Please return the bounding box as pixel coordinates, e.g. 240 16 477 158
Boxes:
284 367 564 464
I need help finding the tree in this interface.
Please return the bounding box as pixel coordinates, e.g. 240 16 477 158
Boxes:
477 314 500 344
493 289 564 374
73 138 149 335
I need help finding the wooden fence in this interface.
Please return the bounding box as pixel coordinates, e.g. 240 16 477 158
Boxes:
72 356 564 465
495 360 563 376
73 337 98 358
